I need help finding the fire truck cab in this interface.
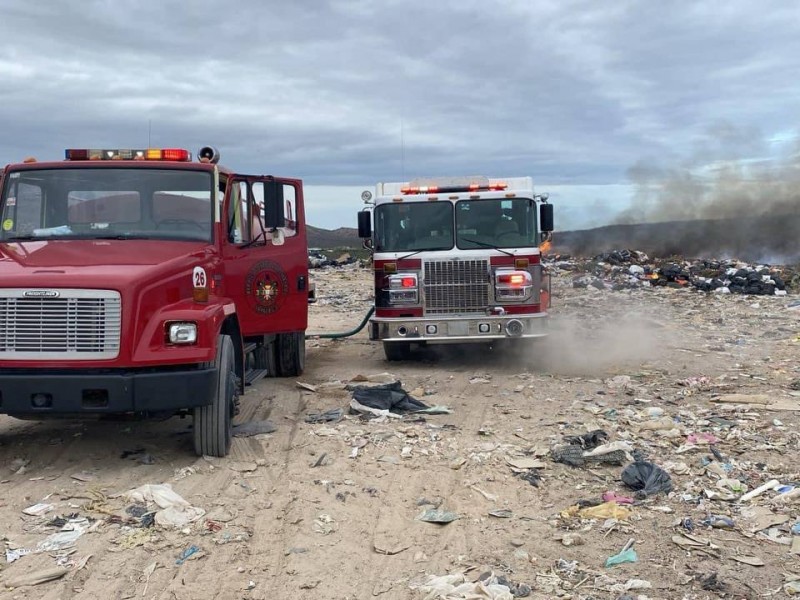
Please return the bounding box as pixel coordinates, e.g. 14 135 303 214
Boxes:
0 147 310 456
357 176 553 361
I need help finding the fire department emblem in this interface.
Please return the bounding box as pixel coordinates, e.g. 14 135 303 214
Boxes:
244 261 289 315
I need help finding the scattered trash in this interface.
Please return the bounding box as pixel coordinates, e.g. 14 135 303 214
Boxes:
602 491 634 505
621 461 673 497
551 430 632 467
305 408 344 424
6 548 32 563
350 381 441 416
37 517 90 552
730 555 765 567
232 420 277 437
5 567 69 588
702 515 735 529
605 547 637 568
312 513 337 535
740 479 781 501
142 562 158 596
122 483 205 528
577 501 631 520
175 545 201 565
410 572 517 600
505 457 547 470
417 509 460 524
22 502 54 516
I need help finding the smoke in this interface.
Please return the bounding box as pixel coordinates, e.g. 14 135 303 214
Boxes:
529 312 671 377
564 124 800 262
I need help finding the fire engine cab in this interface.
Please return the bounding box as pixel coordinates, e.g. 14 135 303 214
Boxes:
0 146 310 456
357 176 553 361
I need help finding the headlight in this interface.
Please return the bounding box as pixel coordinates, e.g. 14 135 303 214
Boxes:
168 322 198 344
494 269 533 302
386 273 418 304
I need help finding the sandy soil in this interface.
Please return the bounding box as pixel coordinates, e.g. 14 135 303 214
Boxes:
1 265 799 600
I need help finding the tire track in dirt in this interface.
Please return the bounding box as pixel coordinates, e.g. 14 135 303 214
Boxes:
351 359 503 597
203 370 312 598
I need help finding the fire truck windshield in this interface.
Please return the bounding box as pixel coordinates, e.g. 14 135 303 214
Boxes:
455 198 537 249
374 201 454 252
0 168 213 242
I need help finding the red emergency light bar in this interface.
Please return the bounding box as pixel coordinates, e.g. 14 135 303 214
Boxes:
401 182 508 195
64 148 192 161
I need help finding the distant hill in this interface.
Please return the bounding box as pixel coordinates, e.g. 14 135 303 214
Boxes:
307 213 800 264
307 225 359 249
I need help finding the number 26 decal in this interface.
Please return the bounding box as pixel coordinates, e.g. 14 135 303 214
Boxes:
193 266 207 288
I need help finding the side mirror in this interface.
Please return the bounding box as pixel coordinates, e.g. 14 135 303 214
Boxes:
539 203 554 233
264 180 285 229
357 211 372 238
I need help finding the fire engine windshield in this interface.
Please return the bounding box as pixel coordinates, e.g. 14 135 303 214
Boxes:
456 198 537 249
374 202 454 252
0 168 213 242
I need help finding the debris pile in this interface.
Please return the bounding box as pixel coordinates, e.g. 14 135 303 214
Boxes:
550 249 799 295
308 249 362 269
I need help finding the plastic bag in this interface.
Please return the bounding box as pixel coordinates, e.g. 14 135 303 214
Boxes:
621 461 673 497
605 548 637 567
351 381 429 414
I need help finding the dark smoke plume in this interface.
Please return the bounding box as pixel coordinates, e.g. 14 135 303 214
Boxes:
561 124 800 263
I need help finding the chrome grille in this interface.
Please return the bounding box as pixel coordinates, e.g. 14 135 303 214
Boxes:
0 289 121 360
424 259 489 314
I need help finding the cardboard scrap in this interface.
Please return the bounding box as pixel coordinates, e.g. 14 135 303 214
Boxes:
505 457 547 470
730 555 765 567
6 567 68 588
712 394 800 411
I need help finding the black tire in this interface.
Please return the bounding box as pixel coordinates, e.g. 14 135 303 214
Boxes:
277 332 305 376
383 341 411 362
193 335 236 457
254 341 279 377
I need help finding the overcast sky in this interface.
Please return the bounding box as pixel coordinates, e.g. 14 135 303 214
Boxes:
1 1 798 230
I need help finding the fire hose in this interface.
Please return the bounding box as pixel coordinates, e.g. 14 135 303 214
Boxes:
305 306 375 339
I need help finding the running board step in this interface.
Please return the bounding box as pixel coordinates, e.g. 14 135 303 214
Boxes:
244 368 268 386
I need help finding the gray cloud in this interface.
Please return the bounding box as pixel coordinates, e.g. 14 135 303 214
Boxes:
1 0 798 227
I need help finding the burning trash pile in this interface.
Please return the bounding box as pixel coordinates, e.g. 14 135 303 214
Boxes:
549 249 799 296
308 249 363 269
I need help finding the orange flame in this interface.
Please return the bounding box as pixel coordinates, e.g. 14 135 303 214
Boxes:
539 240 552 253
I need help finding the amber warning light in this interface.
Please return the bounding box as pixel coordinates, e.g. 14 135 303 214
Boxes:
64 148 191 161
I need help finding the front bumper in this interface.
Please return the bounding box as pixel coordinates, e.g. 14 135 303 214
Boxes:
370 314 548 343
0 366 217 416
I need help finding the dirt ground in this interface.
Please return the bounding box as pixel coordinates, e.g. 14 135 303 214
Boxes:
1 265 799 600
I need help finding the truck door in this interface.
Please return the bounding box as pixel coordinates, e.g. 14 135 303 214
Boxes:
220 176 309 338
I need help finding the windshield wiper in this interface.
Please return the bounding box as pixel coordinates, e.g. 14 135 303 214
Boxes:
397 249 424 261
2 235 37 241
461 238 514 257
92 234 152 240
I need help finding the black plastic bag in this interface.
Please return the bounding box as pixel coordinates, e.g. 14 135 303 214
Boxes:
351 381 429 414
621 461 673 497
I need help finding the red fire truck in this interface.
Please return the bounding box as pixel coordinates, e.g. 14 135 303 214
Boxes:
0 146 310 456
357 176 553 361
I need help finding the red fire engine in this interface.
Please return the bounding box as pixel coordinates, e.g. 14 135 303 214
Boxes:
357 176 553 361
0 146 310 456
